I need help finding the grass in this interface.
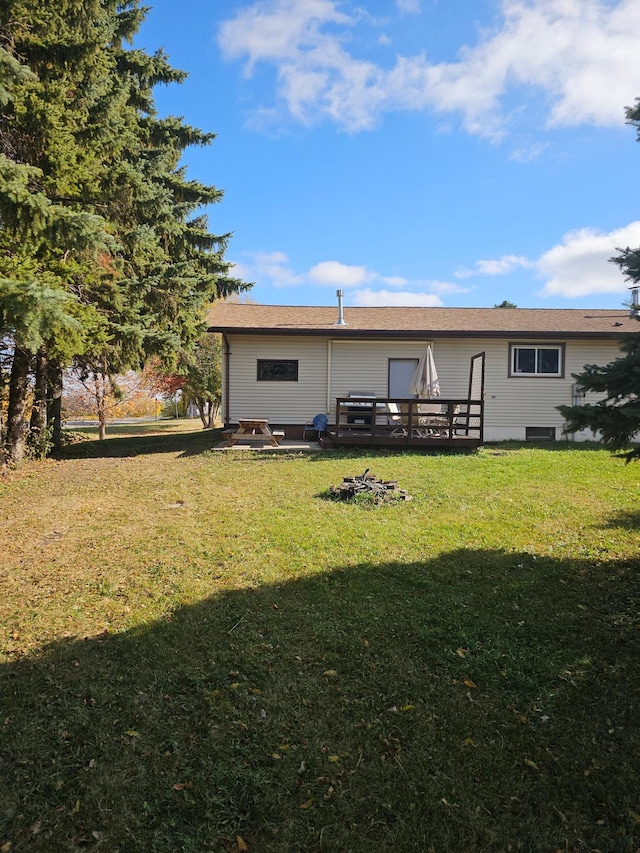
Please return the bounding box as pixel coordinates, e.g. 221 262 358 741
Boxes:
63 417 204 440
1 426 639 852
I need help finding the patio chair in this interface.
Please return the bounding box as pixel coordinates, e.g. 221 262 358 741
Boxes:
386 402 403 424
303 413 328 441
417 402 446 428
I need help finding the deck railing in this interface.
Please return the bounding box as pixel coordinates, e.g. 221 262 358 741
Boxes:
331 396 484 447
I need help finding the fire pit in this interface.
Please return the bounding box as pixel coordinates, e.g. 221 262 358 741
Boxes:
329 469 412 503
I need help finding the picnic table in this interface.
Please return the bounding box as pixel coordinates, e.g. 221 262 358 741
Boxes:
224 418 284 447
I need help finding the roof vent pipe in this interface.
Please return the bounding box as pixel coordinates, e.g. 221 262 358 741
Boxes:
335 289 347 325
630 286 640 318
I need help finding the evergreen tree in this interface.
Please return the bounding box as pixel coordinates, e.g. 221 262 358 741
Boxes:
609 100 640 289
558 330 640 461
558 99 640 461
0 0 249 459
0 0 120 462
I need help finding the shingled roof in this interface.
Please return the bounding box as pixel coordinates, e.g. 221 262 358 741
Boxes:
207 302 639 340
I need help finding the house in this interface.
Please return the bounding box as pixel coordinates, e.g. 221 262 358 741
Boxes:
206 299 638 446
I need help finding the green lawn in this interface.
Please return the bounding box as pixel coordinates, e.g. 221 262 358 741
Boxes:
1 429 639 852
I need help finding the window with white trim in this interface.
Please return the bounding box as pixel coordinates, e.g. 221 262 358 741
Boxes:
509 344 563 377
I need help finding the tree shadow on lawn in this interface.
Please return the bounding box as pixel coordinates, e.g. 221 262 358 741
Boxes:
61 435 475 466
601 509 640 530
1 550 638 853
59 428 222 460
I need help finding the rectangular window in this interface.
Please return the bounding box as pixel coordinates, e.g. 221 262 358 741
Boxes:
510 344 563 377
257 359 298 381
526 426 556 441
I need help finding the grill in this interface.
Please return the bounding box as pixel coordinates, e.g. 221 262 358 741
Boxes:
346 390 376 426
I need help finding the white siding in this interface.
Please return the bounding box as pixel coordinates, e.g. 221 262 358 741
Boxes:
425 339 483 397
225 335 328 423
224 333 625 437
329 339 433 419
480 338 623 441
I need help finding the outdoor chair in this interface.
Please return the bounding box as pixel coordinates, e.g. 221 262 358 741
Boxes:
416 402 446 428
303 413 328 441
386 402 403 424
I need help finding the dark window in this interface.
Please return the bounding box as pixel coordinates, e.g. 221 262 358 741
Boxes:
538 348 559 374
510 345 563 377
513 348 536 374
526 426 556 441
257 359 298 381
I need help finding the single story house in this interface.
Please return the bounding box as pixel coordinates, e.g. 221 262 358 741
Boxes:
206 300 638 447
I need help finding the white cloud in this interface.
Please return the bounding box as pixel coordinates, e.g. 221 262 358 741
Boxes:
427 280 475 295
396 0 421 13
456 221 640 298
509 142 551 163
219 0 640 137
477 255 533 276
230 251 303 288
232 250 464 302
456 254 533 278
536 221 640 297
308 260 373 287
352 288 444 307
218 0 351 71
236 229 640 303
306 261 465 299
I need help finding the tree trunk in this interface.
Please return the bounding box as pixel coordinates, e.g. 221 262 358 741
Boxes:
210 402 220 428
95 370 108 440
47 362 63 453
197 397 208 428
29 345 49 453
5 345 31 467
196 399 219 428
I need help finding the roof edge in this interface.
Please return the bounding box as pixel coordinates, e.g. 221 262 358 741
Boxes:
210 326 631 341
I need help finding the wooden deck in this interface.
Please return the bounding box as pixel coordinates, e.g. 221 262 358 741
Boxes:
326 396 484 449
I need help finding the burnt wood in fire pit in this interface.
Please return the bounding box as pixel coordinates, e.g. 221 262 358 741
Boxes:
330 469 411 503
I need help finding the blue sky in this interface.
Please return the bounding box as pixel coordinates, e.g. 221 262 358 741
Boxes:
137 0 640 309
